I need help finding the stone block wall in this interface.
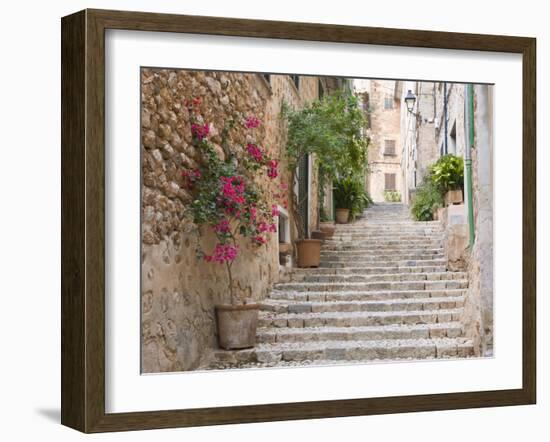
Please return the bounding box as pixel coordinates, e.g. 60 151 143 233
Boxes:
140 69 324 372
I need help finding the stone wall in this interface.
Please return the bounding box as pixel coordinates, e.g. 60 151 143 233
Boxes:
363 80 402 202
140 69 324 372
462 85 494 355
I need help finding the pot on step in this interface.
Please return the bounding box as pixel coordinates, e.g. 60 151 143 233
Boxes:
215 303 259 350
311 230 325 241
335 208 350 224
296 239 322 268
319 222 335 239
445 189 463 206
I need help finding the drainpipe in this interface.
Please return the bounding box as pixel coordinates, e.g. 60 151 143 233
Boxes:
464 84 475 247
443 82 448 154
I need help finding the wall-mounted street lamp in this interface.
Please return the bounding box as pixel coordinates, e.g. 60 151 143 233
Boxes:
404 89 417 115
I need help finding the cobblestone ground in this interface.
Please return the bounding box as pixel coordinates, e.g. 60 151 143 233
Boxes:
205 203 474 370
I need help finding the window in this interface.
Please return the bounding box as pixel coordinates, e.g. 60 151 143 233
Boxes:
384 94 394 110
385 173 396 191
290 74 300 90
384 139 396 156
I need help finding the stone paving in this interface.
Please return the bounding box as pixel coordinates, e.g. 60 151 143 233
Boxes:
205 203 475 370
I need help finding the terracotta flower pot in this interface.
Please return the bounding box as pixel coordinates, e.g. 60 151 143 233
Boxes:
296 239 322 268
319 222 335 239
335 208 350 224
311 230 325 241
215 304 259 350
445 189 463 206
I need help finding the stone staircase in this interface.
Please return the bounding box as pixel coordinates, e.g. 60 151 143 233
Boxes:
209 203 474 369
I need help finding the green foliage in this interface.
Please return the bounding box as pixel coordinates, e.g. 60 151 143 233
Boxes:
334 174 372 220
281 91 369 180
384 190 402 202
281 91 369 237
411 176 444 221
430 154 464 193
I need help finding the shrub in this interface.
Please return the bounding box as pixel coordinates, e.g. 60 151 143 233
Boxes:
384 190 402 202
411 177 444 221
334 175 372 220
430 154 464 193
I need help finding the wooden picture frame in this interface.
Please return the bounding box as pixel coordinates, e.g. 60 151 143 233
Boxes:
61 8 536 433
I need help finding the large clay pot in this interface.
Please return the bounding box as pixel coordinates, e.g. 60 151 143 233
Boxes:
311 230 325 241
445 189 463 206
319 222 335 239
335 208 350 224
215 304 259 350
296 239 322 268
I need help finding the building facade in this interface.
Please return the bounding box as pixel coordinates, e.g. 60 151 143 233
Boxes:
400 81 494 354
355 79 403 202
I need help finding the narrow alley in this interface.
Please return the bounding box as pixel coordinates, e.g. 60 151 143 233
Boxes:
208 203 474 369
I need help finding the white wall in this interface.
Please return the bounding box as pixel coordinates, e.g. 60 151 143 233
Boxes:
0 1 547 441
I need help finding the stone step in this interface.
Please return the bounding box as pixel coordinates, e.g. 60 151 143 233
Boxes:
211 337 475 366
258 308 464 328
320 258 447 268
320 253 445 262
323 240 444 248
268 288 466 302
290 265 447 275
274 280 468 292
292 271 467 283
333 227 441 233
320 247 444 255
257 322 464 343
260 296 464 314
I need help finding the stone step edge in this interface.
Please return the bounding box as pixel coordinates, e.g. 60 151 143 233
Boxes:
259 307 464 320
269 288 466 296
210 338 475 364
257 322 464 335
261 295 464 307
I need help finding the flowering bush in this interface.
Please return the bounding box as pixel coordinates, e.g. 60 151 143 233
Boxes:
181 98 280 304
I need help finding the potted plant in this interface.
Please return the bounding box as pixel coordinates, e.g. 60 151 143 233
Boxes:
182 98 279 349
333 174 371 223
430 154 464 206
319 209 335 239
282 92 369 267
411 173 445 221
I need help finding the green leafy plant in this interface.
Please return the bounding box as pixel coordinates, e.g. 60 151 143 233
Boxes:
411 175 444 221
281 91 369 238
384 190 402 202
333 174 372 220
430 154 464 193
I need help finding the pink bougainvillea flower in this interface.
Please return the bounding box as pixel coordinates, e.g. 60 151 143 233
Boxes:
204 243 238 264
191 123 210 141
246 143 263 163
267 159 279 179
245 116 261 129
253 235 267 245
271 204 280 217
181 168 201 189
249 206 257 222
220 176 246 206
268 223 277 233
257 221 269 233
214 219 230 234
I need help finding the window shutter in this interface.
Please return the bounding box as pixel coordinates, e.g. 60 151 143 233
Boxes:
385 173 396 191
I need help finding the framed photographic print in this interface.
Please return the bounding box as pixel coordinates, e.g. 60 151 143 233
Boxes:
61 9 536 433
